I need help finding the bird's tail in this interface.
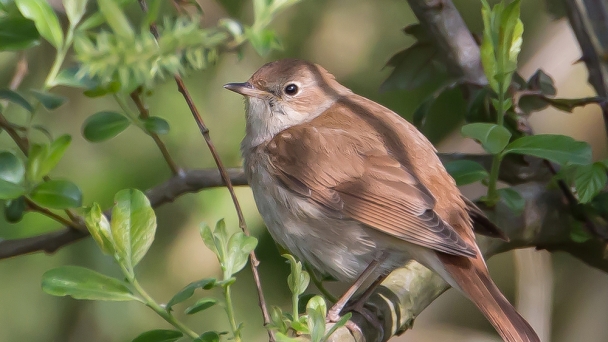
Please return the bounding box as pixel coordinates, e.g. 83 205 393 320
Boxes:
439 253 540 342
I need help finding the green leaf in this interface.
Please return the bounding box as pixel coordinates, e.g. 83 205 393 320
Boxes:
444 160 489 186
132 329 183 342
480 0 497 92
15 0 64 48
245 27 281 56
143 116 169 135
142 0 161 28
195 331 220 342
543 96 604 113
274 332 301 342
0 16 40 50
574 163 608 204
306 296 327 342
4 196 26 223
0 179 27 199
324 312 352 341
110 189 156 271
184 297 217 315
527 69 556 96
380 43 446 92
29 179 83 209
284 254 309 297
39 134 71 177
42 265 139 301
498 187 525 214
166 278 217 310
30 90 68 110
224 231 257 278
26 143 47 182
570 221 592 243
0 89 33 112
54 66 97 89
461 123 512 154
0 151 25 184
63 0 87 27
82 111 130 142
84 203 115 256
412 96 434 129
97 0 134 40
269 306 289 334
502 135 592 166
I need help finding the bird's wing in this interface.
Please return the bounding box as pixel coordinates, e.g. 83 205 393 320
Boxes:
265 124 476 257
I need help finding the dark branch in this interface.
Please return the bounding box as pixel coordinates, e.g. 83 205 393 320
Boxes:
0 168 247 260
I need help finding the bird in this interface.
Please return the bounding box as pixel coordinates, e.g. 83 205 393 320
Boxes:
224 59 540 342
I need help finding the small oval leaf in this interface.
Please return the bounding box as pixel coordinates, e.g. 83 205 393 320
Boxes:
82 111 130 142
0 89 33 112
84 203 116 256
4 196 26 223
444 160 489 186
497 187 525 214
38 134 71 178
97 0 134 39
185 298 217 315
143 116 169 135
111 189 156 270
502 135 592 166
166 278 217 310
30 90 68 110
195 331 220 342
132 329 183 342
29 179 83 209
0 179 27 200
461 123 512 154
0 151 25 184
63 0 88 27
42 266 138 301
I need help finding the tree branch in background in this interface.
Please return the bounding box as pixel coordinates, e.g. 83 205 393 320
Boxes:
0 168 247 260
564 0 608 130
405 0 487 85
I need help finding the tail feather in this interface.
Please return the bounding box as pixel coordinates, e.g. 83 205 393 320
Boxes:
438 253 540 342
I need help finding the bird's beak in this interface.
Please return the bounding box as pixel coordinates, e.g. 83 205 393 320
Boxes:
223 82 268 98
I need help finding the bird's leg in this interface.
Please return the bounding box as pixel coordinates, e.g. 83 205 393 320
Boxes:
327 252 388 322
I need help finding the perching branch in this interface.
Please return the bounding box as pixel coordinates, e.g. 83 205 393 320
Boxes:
327 182 608 342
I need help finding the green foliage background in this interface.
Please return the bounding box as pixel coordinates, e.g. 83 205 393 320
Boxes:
0 0 607 341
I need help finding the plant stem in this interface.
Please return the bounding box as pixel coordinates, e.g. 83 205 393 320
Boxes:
25 198 75 227
223 284 242 342
487 80 506 205
131 278 200 339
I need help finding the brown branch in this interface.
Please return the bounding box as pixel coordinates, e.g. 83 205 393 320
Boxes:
0 168 247 260
564 0 608 130
129 90 182 175
24 198 75 228
0 112 29 154
405 0 486 86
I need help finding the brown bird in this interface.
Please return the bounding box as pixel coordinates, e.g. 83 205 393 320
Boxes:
225 59 539 342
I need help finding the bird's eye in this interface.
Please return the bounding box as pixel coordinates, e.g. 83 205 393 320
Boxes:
284 84 299 95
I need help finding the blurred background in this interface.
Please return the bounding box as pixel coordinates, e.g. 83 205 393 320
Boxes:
0 0 607 341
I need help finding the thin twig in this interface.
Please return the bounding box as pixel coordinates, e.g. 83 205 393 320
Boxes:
129 90 182 175
25 198 75 228
136 1 273 339
9 54 28 91
0 112 29 154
